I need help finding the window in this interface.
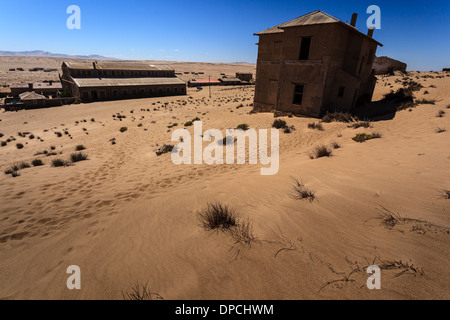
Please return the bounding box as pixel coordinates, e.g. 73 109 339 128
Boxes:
113 90 118 97
293 85 304 105
123 90 128 96
338 86 345 97
299 37 312 60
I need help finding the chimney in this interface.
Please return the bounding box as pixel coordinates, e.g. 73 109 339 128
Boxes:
350 13 358 27
367 27 375 38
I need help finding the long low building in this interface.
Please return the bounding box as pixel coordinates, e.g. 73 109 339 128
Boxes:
61 61 187 102
10 82 62 97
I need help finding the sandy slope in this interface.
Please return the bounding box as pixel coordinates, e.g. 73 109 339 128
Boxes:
0 69 449 300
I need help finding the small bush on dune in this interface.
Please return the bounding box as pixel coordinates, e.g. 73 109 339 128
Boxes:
272 119 287 129
155 145 174 156
383 88 414 104
290 178 316 202
416 99 436 105
32 159 44 167
321 112 353 123
310 145 333 159
119 127 128 133
352 132 382 143
437 110 446 118
122 283 164 301
228 218 258 247
16 143 24 149
349 121 372 129
70 153 88 163
184 121 193 127
75 145 86 151
19 162 30 169
308 122 324 131
236 123 250 131
435 127 446 133
51 159 70 167
331 142 341 149
197 203 237 231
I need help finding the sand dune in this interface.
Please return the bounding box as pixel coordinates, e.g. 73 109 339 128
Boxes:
0 66 449 299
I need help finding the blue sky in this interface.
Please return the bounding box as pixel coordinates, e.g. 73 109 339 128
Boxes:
0 0 448 70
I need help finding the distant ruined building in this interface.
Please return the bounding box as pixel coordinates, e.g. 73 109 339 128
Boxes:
61 61 186 102
253 10 383 117
372 56 407 75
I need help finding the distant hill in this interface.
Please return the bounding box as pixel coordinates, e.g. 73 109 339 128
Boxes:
0 50 116 60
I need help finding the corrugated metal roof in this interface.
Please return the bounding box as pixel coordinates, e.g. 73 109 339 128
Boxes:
10 82 62 89
64 61 173 71
255 10 339 35
189 79 220 83
19 92 46 100
220 77 241 82
255 10 383 46
72 77 185 88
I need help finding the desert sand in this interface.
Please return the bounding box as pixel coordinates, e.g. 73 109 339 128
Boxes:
0 58 449 300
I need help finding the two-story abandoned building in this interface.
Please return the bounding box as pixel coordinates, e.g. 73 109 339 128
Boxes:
61 61 186 102
253 10 383 117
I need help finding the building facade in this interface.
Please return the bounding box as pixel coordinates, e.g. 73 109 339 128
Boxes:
61 61 186 102
253 10 383 117
10 82 62 97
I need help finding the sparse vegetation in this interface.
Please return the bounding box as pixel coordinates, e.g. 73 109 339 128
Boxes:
321 112 353 123
119 127 128 133
16 143 24 149
122 283 164 301
435 127 446 133
349 121 372 129
75 145 86 151
155 145 174 156
331 142 341 149
32 159 44 167
416 99 436 105
437 110 446 118
19 162 30 169
51 159 70 167
310 145 333 159
352 132 382 143
308 122 324 131
236 123 250 131
197 202 237 231
289 178 316 202
70 152 88 163
272 119 287 129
